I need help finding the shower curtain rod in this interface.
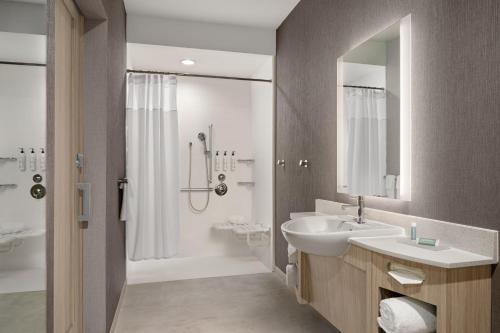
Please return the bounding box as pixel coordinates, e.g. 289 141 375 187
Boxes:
127 69 272 83
0 61 46 67
343 84 384 91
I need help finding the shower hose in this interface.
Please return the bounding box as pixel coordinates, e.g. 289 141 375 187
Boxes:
188 142 210 213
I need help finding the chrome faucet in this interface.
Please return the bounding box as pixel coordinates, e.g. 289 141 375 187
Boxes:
341 195 365 224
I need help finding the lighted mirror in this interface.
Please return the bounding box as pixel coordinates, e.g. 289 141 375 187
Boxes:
337 15 411 201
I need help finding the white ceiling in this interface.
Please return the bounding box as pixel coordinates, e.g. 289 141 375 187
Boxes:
124 0 300 29
127 43 272 78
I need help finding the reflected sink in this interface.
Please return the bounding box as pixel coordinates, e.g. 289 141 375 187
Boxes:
281 215 404 257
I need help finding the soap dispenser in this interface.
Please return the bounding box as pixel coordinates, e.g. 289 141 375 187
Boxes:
18 148 26 171
230 151 236 171
39 148 46 171
215 151 220 171
223 151 228 171
29 148 37 171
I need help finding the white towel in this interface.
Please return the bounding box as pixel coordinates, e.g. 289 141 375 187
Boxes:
385 175 396 198
120 183 128 222
379 297 436 333
288 244 298 264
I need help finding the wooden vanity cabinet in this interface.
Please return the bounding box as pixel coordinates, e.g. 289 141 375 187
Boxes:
296 246 492 333
370 251 491 333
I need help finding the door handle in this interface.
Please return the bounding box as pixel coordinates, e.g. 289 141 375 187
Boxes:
276 159 285 167
299 160 309 168
77 183 91 222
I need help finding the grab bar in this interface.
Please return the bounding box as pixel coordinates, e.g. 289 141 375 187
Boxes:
180 187 214 192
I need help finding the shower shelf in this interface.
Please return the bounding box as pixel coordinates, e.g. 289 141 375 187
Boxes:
237 181 255 186
0 157 17 162
237 159 254 163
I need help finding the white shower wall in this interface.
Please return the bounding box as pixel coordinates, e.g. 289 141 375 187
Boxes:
177 76 255 258
0 32 47 293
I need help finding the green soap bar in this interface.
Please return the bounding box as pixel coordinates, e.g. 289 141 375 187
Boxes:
417 237 439 246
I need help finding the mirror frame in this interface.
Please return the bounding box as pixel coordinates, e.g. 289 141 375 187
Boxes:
336 14 412 201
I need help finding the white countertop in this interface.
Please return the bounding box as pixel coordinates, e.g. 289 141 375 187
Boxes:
349 236 496 269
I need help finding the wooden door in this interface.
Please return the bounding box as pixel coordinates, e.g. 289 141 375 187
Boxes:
53 0 83 332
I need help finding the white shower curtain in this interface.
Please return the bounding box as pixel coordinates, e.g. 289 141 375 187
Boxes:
126 73 179 260
343 87 386 196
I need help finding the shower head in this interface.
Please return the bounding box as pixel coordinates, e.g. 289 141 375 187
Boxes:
198 132 206 142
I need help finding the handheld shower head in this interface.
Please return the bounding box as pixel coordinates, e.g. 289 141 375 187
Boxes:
197 132 208 153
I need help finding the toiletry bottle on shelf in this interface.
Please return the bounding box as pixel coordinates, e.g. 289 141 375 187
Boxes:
215 151 220 171
223 151 228 171
231 151 236 171
29 148 37 171
18 148 26 171
39 148 46 171
410 222 417 241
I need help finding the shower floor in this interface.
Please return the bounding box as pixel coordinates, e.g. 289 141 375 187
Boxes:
0 267 46 294
127 255 271 285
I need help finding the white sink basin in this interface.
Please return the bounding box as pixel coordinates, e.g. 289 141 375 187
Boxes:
281 215 404 257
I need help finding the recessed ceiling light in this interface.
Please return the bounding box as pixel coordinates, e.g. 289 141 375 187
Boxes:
181 59 196 66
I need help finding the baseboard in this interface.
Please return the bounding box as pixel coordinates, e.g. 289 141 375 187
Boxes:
109 280 127 333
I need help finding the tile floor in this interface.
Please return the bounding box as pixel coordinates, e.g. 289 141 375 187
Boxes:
0 290 46 333
114 273 338 333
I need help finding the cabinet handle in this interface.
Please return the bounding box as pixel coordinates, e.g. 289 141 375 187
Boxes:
276 159 285 167
77 183 91 222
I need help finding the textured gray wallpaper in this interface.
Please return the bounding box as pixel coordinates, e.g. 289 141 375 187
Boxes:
276 0 500 329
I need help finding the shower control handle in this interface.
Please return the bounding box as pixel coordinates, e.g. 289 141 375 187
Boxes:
299 160 309 168
276 159 285 167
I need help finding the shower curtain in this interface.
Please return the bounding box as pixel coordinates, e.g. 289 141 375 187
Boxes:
126 73 179 260
343 87 386 196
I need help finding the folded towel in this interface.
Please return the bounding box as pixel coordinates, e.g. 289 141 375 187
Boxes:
379 297 436 333
288 244 298 264
395 175 400 198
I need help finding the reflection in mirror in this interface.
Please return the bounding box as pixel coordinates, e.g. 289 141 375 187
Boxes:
0 0 47 331
337 15 411 200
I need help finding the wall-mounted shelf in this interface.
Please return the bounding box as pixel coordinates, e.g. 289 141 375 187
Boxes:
237 181 255 186
237 159 254 163
0 157 17 162
0 184 17 190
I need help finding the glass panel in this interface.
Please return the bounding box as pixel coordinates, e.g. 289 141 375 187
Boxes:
0 0 47 331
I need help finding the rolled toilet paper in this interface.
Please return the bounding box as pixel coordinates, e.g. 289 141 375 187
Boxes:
288 244 298 264
286 264 297 288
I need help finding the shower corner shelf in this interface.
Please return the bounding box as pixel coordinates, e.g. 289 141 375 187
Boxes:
237 181 255 186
